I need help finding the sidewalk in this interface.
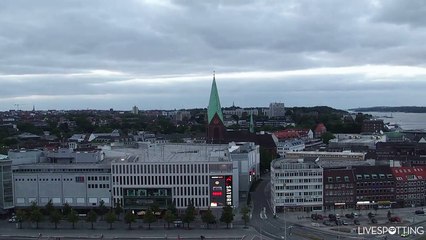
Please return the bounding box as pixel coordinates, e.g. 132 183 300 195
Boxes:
0 219 254 240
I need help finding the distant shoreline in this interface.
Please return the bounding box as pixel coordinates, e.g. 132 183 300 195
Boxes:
349 106 426 113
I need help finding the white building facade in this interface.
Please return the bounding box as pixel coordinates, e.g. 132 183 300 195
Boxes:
271 158 323 213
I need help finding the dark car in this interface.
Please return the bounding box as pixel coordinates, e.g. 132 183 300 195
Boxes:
371 218 377 224
389 216 401 223
329 214 336 221
323 221 333 226
354 219 360 225
345 213 354 219
415 210 425 215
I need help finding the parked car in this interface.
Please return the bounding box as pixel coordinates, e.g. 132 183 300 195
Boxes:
371 218 378 224
323 221 333 226
351 212 359 217
329 214 336 221
389 216 401 223
8 216 16 223
415 210 425 215
354 219 360 225
311 213 323 220
345 213 354 219
368 212 375 219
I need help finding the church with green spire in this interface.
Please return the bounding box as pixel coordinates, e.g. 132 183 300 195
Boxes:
207 72 226 143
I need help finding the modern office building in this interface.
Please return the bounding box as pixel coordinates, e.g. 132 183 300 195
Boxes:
109 143 245 210
0 155 13 211
268 102 285 118
271 158 323 213
285 151 366 161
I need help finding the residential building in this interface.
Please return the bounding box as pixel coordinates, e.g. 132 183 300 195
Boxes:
276 140 305 157
0 156 13 211
391 166 426 207
353 166 395 209
323 168 356 210
314 123 327 138
285 151 366 161
268 102 285 118
362 119 385 133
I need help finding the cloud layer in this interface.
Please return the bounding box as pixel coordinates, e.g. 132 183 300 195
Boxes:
0 0 425 110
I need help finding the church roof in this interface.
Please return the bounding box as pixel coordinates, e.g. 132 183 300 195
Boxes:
207 74 224 124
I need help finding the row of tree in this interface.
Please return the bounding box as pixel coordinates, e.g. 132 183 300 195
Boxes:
14 200 251 230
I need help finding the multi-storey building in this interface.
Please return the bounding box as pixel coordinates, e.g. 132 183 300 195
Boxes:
285 151 366 161
323 168 356 210
268 102 285 118
362 119 385 133
110 143 241 210
0 156 13 211
13 163 112 208
391 166 426 207
353 166 395 209
271 158 323 213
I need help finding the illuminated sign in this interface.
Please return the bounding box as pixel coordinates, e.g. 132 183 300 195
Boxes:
209 175 233 207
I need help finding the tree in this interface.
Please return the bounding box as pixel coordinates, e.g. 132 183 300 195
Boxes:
240 206 250 228
29 204 44 229
143 209 156 230
67 209 79 229
44 199 54 215
15 209 27 229
50 209 62 229
98 200 108 220
164 210 176 229
105 211 117 230
86 210 98 230
124 211 137 230
201 207 216 229
62 202 72 216
320 132 335 144
220 205 234 229
114 202 123 221
168 200 178 217
183 201 196 229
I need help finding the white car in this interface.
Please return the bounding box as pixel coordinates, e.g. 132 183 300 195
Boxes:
8 216 16 223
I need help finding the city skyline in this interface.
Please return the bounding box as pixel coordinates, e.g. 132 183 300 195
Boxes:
1 0 426 111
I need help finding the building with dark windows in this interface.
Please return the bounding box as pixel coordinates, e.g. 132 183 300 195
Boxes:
0 155 13 212
391 166 426 207
353 166 395 209
323 168 356 210
362 119 385 133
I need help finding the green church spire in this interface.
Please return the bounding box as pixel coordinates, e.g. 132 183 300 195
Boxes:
249 113 255 133
207 71 224 124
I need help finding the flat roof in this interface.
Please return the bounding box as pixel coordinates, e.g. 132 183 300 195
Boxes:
106 143 232 163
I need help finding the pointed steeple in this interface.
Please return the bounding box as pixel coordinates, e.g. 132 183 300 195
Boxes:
249 113 255 133
207 71 224 124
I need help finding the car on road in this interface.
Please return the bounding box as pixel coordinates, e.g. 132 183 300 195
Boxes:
345 213 354 219
371 218 377 224
415 210 425 215
354 219 360 225
8 216 16 223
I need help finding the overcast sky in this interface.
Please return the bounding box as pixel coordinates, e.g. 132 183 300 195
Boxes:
1 0 426 111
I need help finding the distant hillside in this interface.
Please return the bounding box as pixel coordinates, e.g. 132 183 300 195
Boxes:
350 106 426 113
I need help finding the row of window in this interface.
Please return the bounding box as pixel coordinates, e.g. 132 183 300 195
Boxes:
276 191 322 197
277 198 323 203
396 187 424 193
280 178 322 183
113 174 209 186
275 171 322 177
396 194 424 199
14 168 110 173
112 163 210 175
396 181 424 187
88 184 110 189
327 176 350 183
355 174 393 180
325 184 354 189
356 188 394 194
15 178 74 182
356 181 393 187
88 176 109 181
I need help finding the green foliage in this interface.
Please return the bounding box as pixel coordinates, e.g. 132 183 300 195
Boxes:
17 122 43 135
260 148 274 173
86 210 98 230
62 202 72 216
320 132 335 144
124 211 137 229
67 209 79 229
98 200 108 220
49 209 62 229
44 199 54 215
182 201 196 229
163 210 176 229
143 209 156 229
201 207 216 229
29 203 44 229
114 202 123 220
240 206 250 227
16 209 27 229
220 205 234 229
105 211 117 230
